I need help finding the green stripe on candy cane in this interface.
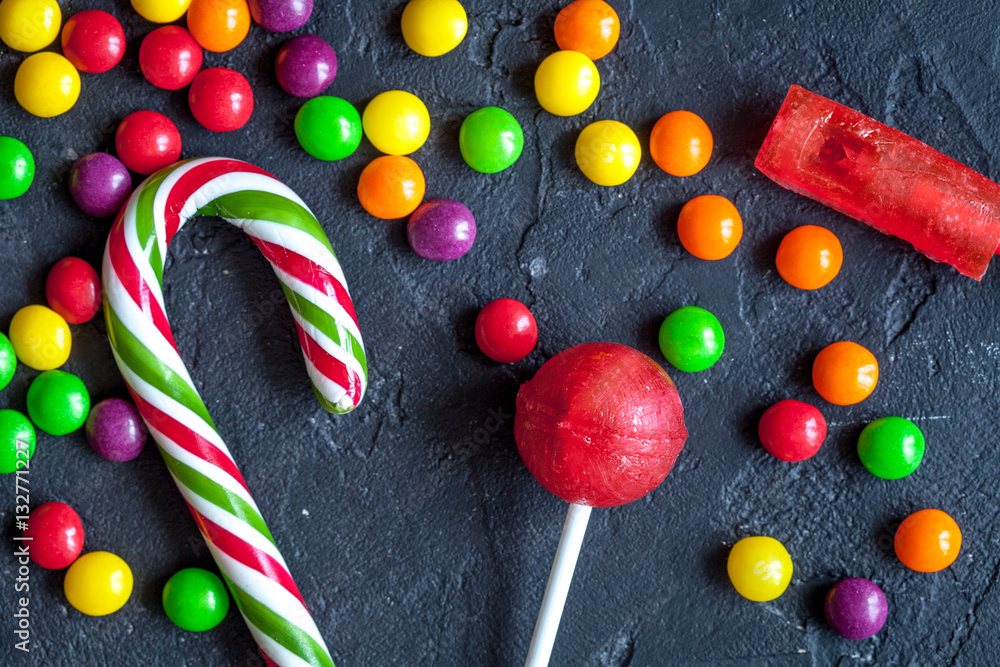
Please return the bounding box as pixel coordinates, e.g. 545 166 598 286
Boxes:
281 284 368 380
134 162 188 285
195 190 336 255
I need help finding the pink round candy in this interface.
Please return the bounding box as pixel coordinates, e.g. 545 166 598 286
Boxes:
407 199 476 261
275 35 337 98
250 0 313 32
69 153 132 218
758 399 827 462
85 399 148 462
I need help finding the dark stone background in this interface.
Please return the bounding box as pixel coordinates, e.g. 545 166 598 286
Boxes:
2 0 1000 664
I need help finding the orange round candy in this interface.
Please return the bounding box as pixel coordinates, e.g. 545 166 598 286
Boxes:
812 341 878 406
187 0 250 53
776 225 843 290
553 0 619 61
894 509 961 572
677 194 742 260
357 155 425 219
650 111 713 177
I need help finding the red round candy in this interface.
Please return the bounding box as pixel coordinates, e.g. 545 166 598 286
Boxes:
61 10 126 74
22 502 85 569
188 67 254 132
139 26 204 90
758 399 827 462
475 298 537 363
46 257 102 324
115 110 182 175
515 342 688 507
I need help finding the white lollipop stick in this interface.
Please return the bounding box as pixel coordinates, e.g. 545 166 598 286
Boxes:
525 502 593 667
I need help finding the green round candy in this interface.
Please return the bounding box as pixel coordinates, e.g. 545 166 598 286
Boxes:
294 97 363 161
459 106 524 173
857 416 925 479
658 306 725 372
0 137 35 199
26 370 90 436
0 410 36 474
0 332 16 390
163 568 230 631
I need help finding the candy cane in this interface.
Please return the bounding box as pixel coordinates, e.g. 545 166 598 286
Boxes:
102 157 368 667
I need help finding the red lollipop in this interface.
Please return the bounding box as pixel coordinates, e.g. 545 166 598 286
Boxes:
139 26 204 90
115 111 182 175
46 257 101 324
61 10 126 74
515 342 687 665
22 502 85 569
188 67 254 132
758 399 827 462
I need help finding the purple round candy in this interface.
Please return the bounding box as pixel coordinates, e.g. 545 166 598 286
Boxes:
249 0 313 33
69 153 132 218
407 199 476 261
824 577 888 640
85 398 149 462
275 35 337 98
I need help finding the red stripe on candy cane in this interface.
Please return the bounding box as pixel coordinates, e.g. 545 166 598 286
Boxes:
163 160 274 242
294 322 364 405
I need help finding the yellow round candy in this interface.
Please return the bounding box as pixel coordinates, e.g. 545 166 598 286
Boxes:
534 50 600 116
362 91 431 156
0 0 61 52
575 120 641 186
64 552 134 616
14 53 81 118
727 536 793 602
401 0 467 57
130 0 192 23
9 305 71 371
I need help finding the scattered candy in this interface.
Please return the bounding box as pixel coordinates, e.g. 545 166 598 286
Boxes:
677 194 742 260
407 199 476 261
362 91 431 156
758 399 826 462
132 0 192 23
0 0 60 52
658 305 725 372
0 410 35 474
534 50 600 116
650 110 713 177
294 96 362 161
162 568 231 631
8 305 71 371
458 106 523 174
401 0 468 57
139 26 204 90
775 225 843 290
189 67 254 132
22 502 85 569
26 370 91 436
857 416 924 479
69 153 132 218
575 119 641 186
85 398 149 462
727 536 793 602
895 508 961 572
61 10 126 73
475 298 537 363
187 0 250 52
0 333 15 390
115 110 182 175
812 341 878 406
14 53 81 118
554 0 619 61
357 155 425 219
249 0 312 32
275 34 337 98
0 136 34 199
46 258 102 324
64 551 133 616
824 578 888 640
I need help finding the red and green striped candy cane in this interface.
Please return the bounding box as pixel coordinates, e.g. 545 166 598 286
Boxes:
102 157 367 666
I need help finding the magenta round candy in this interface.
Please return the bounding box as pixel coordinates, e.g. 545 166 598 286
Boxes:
407 199 476 261
85 398 148 462
275 35 337 98
824 578 888 640
69 153 132 218
250 0 313 32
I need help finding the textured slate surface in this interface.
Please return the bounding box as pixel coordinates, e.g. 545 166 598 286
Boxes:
2 0 1000 665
